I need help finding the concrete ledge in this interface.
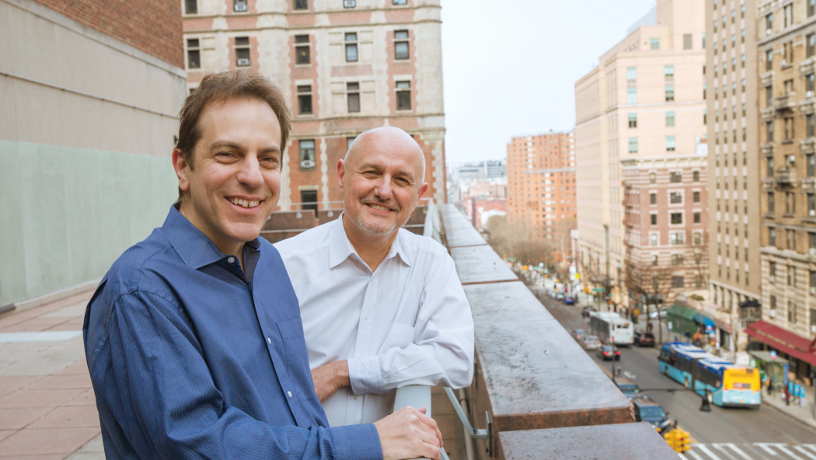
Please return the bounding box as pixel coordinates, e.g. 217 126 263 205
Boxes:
500 422 680 460
8 279 100 314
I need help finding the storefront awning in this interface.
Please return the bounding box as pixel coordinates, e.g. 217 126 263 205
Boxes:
666 304 696 320
744 321 816 367
692 313 716 331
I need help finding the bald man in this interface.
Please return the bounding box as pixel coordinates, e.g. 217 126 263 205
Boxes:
274 127 474 427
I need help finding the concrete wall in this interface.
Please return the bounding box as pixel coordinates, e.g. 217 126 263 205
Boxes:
0 0 186 305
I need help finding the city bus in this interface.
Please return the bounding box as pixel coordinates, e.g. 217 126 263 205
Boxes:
694 358 761 408
658 343 761 407
589 312 634 345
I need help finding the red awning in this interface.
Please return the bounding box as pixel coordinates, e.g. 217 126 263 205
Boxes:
744 321 816 367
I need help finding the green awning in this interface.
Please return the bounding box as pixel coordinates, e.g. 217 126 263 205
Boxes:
665 304 697 320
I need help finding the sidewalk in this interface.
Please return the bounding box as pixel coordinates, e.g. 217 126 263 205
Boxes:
760 385 816 430
0 290 103 459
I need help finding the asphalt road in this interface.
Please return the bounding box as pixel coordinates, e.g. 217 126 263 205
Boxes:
528 282 816 454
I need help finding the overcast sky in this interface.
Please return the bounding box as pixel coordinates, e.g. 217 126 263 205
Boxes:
440 0 656 164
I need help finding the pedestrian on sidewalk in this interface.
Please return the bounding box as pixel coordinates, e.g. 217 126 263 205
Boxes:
785 381 792 406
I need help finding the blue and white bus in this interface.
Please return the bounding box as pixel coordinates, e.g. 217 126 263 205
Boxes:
658 343 761 408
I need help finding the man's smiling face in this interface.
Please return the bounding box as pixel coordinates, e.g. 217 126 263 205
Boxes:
173 97 282 254
339 128 428 237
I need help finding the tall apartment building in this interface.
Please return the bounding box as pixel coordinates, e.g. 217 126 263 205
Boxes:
755 0 816 379
0 0 186 306
705 0 762 352
181 0 446 210
574 0 708 308
506 131 577 242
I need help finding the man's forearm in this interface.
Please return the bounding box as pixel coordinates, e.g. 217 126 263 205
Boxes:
311 360 350 401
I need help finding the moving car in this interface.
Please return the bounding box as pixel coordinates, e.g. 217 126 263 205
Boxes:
582 335 602 350
614 377 640 400
596 345 621 361
572 329 585 342
633 398 672 433
555 292 565 300
581 306 594 318
633 331 655 347
564 296 575 305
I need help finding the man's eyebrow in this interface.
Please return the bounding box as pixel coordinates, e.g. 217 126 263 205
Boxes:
209 141 280 154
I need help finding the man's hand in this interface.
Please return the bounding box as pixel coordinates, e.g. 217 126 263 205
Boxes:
374 406 443 460
311 360 350 402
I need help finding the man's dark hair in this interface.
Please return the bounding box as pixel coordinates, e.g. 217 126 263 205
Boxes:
175 71 292 201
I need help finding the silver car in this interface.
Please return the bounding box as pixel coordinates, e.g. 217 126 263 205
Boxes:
583 335 602 350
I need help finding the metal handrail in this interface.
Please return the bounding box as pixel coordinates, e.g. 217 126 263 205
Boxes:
393 386 450 460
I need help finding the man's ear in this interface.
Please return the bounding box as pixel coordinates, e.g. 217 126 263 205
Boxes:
416 182 429 205
173 149 191 194
337 159 346 190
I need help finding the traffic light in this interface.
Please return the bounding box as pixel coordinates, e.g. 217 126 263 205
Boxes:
674 428 691 453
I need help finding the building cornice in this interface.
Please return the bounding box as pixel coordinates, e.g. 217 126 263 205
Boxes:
757 14 816 48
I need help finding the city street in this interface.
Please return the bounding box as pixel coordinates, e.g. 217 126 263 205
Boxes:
529 283 816 460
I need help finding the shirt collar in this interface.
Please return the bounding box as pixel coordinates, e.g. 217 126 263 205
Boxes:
328 214 412 269
162 204 261 269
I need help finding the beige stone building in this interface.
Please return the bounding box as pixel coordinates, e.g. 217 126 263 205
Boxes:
704 0 762 353
755 0 816 378
575 0 708 307
506 131 576 242
181 0 447 209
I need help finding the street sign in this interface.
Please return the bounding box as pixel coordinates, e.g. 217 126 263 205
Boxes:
769 350 777 359
592 288 605 293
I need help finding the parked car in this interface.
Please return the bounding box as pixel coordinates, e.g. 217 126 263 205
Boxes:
572 328 586 342
555 292 565 300
633 331 656 347
564 296 575 305
596 345 621 361
614 377 641 400
583 335 602 350
648 307 669 319
633 398 672 433
581 306 594 318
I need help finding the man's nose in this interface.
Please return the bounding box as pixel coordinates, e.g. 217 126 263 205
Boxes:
374 175 392 199
237 155 264 188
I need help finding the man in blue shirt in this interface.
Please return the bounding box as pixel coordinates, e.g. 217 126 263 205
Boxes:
83 71 443 460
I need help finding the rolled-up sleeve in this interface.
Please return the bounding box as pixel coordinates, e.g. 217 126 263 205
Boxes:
348 253 475 395
93 290 381 460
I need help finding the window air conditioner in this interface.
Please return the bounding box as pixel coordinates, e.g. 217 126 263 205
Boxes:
789 155 796 163
810 248 816 256
237 58 250 67
766 28 773 36
769 276 775 283
234 2 247 11
781 59 787 66
811 324 816 333
811 287 816 295
300 159 315 169
769 309 777 317
810 209 816 217
808 91 815 99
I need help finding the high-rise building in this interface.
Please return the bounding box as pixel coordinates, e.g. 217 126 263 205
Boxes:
705 0 762 352
181 0 447 210
0 0 186 306
754 0 816 379
506 131 576 241
574 0 708 308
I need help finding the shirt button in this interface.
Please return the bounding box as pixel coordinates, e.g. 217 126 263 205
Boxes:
267 337 271 345
353 396 358 400
287 391 293 398
228 257 235 264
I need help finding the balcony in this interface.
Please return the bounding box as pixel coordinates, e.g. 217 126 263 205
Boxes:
760 70 774 88
761 142 775 156
760 106 776 121
799 57 815 77
801 176 816 193
800 137 816 154
774 168 796 186
774 92 797 111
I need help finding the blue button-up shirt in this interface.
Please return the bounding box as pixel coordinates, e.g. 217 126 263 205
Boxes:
83 205 382 459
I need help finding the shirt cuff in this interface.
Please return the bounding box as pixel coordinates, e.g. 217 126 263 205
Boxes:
329 423 382 460
347 355 383 395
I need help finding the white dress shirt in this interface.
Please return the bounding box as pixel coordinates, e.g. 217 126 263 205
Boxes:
274 216 474 426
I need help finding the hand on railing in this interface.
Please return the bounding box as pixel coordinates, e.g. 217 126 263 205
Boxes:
391 386 450 460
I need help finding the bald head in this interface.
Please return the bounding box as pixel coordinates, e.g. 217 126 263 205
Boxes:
345 127 425 181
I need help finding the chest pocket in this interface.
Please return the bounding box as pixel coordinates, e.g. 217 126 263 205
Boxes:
276 317 317 400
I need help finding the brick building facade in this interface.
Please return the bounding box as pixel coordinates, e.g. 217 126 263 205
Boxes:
181 0 447 210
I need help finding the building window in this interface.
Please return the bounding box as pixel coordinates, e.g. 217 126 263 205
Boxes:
235 37 250 67
650 234 658 246
294 0 308 9
665 65 674 77
628 138 638 153
627 87 637 104
693 211 701 223
767 156 775 177
672 254 684 266
666 111 675 127
808 154 816 176
393 0 407 4
665 85 675 101
344 0 356 7
299 139 316 169
810 34 816 58
671 232 685 245
683 34 692 50
808 74 815 95
652 255 658 265
785 117 795 141
295 35 310 64
396 81 411 110
670 172 681 183
693 233 702 246
769 227 777 246
766 49 773 71
649 172 656 183
672 276 684 288
810 0 816 17
766 13 774 34
651 214 657 225
666 136 676 151
788 266 796 286
300 190 317 213
693 191 700 203
670 192 682 204
627 66 636 80
628 113 637 128
693 170 699 182
670 212 683 224
703 109 707 124
809 114 816 137
767 121 774 142
185 0 197 14
788 229 797 250
768 191 775 213
234 0 248 12
770 261 777 277
347 136 356 151
347 82 360 113
809 193 816 216
651 38 660 50
297 85 313 114
394 30 409 60
650 192 657 205
186 39 201 69
345 33 358 62
786 191 796 214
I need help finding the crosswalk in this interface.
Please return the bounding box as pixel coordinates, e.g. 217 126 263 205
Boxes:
680 443 816 460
